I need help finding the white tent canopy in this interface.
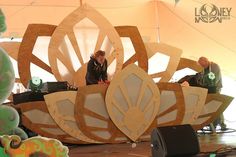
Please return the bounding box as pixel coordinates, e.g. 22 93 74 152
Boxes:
1 0 236 80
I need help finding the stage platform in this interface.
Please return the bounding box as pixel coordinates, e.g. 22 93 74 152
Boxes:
69 132 236 157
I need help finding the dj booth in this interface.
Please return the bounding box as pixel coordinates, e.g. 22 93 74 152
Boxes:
13 81 76 105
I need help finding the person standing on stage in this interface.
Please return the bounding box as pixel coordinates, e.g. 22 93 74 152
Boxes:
197 56 226 130
197 56 222 93
85 50 109 85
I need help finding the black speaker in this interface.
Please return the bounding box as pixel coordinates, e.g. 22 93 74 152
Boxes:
151 124 200 157
41 81 68 93
13 91 46 105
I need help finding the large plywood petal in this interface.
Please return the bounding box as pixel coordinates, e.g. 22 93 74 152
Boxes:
145 42 182 82
48 4 124 87
140 83 185 140
115 26 148 71
44 91 99 143
17 101 82 144
156 83 185 126
177 58 202 72
175 58 203 82
75 84 128 143
18 24 56 87
105 64 160 141
192 94 234 130
181 86 208 124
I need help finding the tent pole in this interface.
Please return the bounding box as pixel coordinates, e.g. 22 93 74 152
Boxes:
80 0 83 6
155 0 161 43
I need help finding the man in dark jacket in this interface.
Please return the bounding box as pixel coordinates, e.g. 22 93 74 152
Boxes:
85 50 108 85
180 57 226 130
197 57 226 130
197 56 222 93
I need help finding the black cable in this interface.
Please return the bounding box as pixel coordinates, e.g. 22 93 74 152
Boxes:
197 128 236 135
200 146 236 155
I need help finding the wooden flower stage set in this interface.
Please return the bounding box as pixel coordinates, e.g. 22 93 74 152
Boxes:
0 4 233 155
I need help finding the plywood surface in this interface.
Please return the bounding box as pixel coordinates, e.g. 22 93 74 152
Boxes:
177 58 202 72
17 101 82 144
181 86 208 124
145 42 182 82
141 82 185 140
192 94 234 130
18 24 56 87
48 3 124 87
115 26 148 71
44 91 99 143
105 64 160 141
75 84 128 143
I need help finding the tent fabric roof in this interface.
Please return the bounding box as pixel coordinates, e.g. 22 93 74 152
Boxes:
0 0 236 80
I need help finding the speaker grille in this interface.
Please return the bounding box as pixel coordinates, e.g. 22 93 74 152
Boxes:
156 124 200 156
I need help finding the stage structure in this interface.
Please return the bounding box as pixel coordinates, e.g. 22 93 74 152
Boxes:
0 3 233 146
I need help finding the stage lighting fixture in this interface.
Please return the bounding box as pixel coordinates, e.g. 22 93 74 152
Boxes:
29 77 43 92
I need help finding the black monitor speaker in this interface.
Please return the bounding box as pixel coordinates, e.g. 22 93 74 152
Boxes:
151 124 200 157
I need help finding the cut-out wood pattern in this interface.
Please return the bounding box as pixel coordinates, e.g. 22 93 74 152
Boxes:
44 91 99 143
105 64 160 141
140 82 185 140
181 86 208 124
156 83 185 126
115 26 148 71
75 84 128 143
144 42 182 82
192 94 234 130
177 58 202 72
48 4 124 87
18 24 56 87
0 42 20 60
17 101 83 144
